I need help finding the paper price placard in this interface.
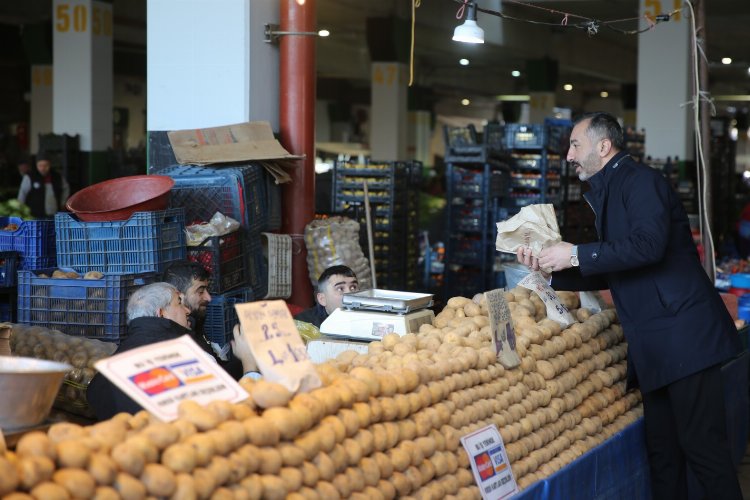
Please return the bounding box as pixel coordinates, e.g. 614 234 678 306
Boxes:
236 300 321 393
94 335 248 421
461 424 518 499
484 289 520 369
519 271 576 327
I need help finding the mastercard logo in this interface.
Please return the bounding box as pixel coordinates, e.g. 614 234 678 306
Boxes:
130 367 183 396
474 452 495 480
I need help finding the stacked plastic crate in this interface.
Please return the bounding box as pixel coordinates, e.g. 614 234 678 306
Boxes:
443 123 511 298
15 208 187 342
0 217 57 322
331 160 421 290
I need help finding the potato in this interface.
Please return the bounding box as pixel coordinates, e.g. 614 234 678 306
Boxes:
83 271 104 280
88 453 117 486
315 480 342 500
110 442 145 476
16 455 54 490
258 447 283 475
56 439 91 469
264 407 302 441
260 474 288 500
192 467 217 499
208 455 232 487
53 468 96 499
140 422 180 450
184 433 215 467
29 482 69 500
177 400 219 431
47 423 87 444
278 443 306 467
301 461 320 488
243 416 280 447
313 452 336 482
16 432 56 461
140 463 176 497
280 466 304 493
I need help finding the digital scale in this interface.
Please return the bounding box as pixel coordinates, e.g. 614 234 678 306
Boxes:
307 289 435 363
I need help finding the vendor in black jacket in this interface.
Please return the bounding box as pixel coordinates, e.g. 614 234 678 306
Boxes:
17 152 70 218
295 265 359 328
517 112 743 499
87 282 255 420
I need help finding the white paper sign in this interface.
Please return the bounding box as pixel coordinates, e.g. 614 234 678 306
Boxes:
484 289 520 369
519 271 576 327
93 335 248 421
461 424 519 499
235 300 321 393
580 290 608 313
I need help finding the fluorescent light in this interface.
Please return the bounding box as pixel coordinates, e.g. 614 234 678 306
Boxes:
318 29 330 37
452 3 484 44
495 95 530 101
600 91 609 98
459 58 470 66
564 84 573 91
722 57 732 65
461 98 471 106
511 70 521 77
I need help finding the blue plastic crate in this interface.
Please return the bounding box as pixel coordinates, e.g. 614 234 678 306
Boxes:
159 164 267 232
0 251 18 287
17 269 156 341
55 209 186 274
204 287 254 346
505 124 547 150
0 301 11 322
187 230 247 294
0 217 56 270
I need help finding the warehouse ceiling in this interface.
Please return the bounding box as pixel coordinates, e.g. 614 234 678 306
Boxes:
0 0 747 113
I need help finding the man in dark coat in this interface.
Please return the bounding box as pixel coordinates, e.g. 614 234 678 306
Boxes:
17 152 70 218
295 265 359 328
518 112 742 499
87 282 255 420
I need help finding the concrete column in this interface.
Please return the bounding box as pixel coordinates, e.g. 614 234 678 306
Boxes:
528 92 555 124
370 62 408 161
30 65 53 155
52 0 113 182
636 0 692 160
147 0 279 132
408 110 431 166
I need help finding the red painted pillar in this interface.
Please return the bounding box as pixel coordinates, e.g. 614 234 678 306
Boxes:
279 0 316 307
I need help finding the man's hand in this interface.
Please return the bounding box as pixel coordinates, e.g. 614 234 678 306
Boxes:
230 324 258 374
516 246 540 271
538 242 575 273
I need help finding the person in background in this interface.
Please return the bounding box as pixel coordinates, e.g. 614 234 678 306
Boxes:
86 282 256 420
16 157 31 182
162 260 245 379
517 112 742 499
17 152 70 218
295 265 359 328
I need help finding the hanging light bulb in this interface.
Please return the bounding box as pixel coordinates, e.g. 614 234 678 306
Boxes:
452 2 485 44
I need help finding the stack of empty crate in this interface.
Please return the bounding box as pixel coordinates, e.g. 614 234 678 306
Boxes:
15 208 187 342
149 132 284 347
331 160 421 290
0 217 57 322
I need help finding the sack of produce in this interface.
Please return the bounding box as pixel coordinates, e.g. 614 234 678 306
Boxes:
496 203 561 265
8 324 116 417
304 216 373 289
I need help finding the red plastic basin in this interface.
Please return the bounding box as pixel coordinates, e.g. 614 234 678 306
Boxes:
65 175 175 222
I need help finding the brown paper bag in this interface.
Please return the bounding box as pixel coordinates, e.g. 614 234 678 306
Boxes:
495 204 561 257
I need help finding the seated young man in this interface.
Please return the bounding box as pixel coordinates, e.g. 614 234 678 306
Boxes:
294 265 359 328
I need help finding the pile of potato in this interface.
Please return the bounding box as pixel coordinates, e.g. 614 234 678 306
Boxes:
0 286 641 498
9 324 116 418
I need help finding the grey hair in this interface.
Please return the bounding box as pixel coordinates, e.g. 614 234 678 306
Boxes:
574 112 625 151
127 282 180 323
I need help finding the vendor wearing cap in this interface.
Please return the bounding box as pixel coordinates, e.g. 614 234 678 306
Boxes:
295 265 359 328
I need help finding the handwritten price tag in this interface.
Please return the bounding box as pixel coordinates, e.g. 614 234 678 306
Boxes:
235 300 321 393
484 289 520 369
518 272 576 327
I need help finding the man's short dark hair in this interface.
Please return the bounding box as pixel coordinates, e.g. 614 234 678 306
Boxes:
35 151 51 163
162 260 210 294
574 112 625 151
317 265 356 292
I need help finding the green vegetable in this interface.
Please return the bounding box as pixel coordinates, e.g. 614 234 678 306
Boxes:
0 199 34 219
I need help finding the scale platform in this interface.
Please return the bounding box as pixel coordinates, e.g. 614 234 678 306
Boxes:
307 337 370 364
319 289 435 341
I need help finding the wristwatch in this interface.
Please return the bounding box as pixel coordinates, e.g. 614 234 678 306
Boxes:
570 246 579 267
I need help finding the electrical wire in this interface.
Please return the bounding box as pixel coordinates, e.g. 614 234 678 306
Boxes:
409 0 421 87
685 0 716 281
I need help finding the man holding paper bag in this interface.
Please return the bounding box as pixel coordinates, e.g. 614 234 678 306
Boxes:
517 112 742 499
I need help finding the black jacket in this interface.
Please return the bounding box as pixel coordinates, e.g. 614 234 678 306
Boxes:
86 316 244 420
553 151 742 392
25 168 63 218
190 315 244 380
294 303 329 328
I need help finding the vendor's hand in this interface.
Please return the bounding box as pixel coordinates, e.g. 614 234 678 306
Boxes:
516 246 540 271
538 242 575 273
230 324 258 374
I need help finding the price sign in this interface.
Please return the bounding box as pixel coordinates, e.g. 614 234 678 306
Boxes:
484 289 520 369
461 424 518 499
94 335 248 421
519 272 576 327
235 300 321 393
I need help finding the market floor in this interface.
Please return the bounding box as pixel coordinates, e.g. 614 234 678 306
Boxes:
740 440 750 499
